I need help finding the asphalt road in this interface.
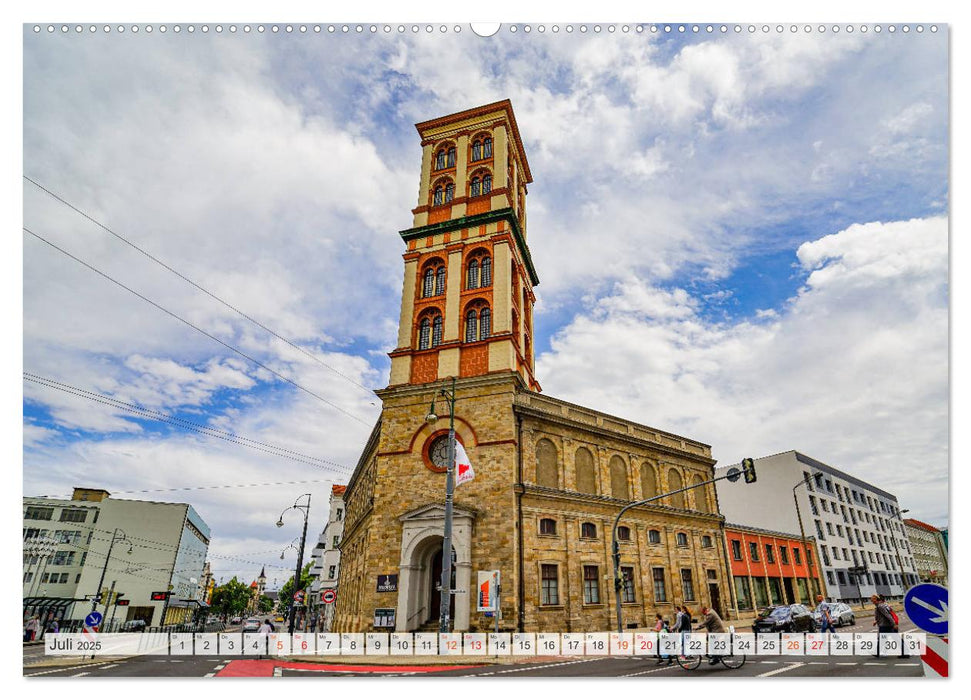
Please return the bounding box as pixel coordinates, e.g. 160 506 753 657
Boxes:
23 614 927 678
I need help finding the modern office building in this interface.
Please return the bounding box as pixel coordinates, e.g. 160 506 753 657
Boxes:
715 452 918 603
903 518 948 585
723 523 826 613
23 487 211 627
309 485 345 631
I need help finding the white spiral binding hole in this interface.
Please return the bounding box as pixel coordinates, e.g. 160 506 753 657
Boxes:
32 23 941 35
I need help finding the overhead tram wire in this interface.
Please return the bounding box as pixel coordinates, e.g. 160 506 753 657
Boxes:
23 175 376 398
23 227 371 427
28 478 337 501
24 372 354 476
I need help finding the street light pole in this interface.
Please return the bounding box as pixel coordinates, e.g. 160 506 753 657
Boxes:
277 494 311 634
611 461 758 634
791 478 820 601
426 376 457 634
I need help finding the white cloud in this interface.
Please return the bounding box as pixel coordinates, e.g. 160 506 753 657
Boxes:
538 216 947 520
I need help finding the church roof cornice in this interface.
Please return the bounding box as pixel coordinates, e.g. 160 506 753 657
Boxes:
398 207 539 286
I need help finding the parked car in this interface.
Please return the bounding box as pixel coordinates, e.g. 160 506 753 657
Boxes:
752 604 817 633
230 616 242 624
275 615 285 623
119 619 147 633
242 618 262 632
813 602 856 627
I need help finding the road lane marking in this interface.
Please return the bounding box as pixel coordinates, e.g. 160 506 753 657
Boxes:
621 665 682 677
24 663 114 677
757 662 804 677
71 672 90 677
835 662 858 666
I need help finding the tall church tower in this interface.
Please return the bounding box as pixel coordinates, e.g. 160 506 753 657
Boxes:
389 99 540 391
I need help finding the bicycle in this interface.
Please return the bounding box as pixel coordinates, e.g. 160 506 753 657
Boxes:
676 652 746 670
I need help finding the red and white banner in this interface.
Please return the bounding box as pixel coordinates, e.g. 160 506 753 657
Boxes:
455 441 475 486
921 635 948 678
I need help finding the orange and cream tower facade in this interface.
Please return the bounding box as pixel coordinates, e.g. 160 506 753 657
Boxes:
335 101 729 634
389 100 540 391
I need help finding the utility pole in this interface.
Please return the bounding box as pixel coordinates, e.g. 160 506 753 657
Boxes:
792 478 820 600
425 376 458 634
92 529 132 617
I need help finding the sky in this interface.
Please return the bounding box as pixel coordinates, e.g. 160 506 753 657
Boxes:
20 21 949 589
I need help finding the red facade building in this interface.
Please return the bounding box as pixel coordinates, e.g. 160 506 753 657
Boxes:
724 524 827 612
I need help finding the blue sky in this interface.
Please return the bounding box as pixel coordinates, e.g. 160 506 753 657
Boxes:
21 22 949 585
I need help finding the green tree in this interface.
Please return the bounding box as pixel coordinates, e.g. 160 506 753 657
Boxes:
210 577 251 619
278 563 314 618
258 594 274 613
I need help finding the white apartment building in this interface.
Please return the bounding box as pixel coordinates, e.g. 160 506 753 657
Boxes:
23 487 211 628
308 485 345 631
903 518 948 585
715 451 919 603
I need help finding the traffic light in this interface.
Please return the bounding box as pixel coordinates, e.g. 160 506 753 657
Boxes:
742 457 757 484
150 591 171 602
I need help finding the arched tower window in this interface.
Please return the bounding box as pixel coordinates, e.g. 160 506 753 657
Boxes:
480 256 492 286
610 456 629 501
435 266 445 296
435 149 446 170
668 469 685 509
465 308 478 343
483 173 492 194
444 182 454 203
467 259 479 289
575 446 597 494
641 463 658 499
432 315 443 347
433 185 443 206
536 438 558 488
483 137 493 158
479 307 491 339
470 177 481 197
422 268 435 298
418 317 431 350
431 178 454 207
472 140 481 162
447 146 456 168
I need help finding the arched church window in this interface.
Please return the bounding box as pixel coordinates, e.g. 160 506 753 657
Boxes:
536 438 558 488
483 137 493 158
472 140 482 162
465 309 478 343
641 463 658 499
575 446 597 494
435 150 446 170
422 268 435 298
470 177 480 197
433 185 443 206
581 522 597 539
668 469 686 509
418 318 431 350
447 146 456 168
444 182 454 203
467 259 480 289
483 173 492 194
610 456 629 501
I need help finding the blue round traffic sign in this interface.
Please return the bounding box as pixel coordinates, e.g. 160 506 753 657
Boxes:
85 611 103 628
903 583 948 636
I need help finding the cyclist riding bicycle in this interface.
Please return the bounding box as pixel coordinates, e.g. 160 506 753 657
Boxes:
694 604 727 665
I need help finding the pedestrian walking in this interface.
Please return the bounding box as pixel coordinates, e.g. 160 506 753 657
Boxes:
815 594 836 633
871 594 908 658
694 605 727 665
310 614 318 633
654 613 673 665
25 616 40 642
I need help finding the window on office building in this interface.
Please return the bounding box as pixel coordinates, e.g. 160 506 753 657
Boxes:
765 544 775 563
652 568 667 602
731 540 743 560
749 542 760 561
583 565 600 604
780 546 789 565
541 564 560 605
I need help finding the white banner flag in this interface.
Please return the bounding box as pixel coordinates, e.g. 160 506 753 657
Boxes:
455 441 475 486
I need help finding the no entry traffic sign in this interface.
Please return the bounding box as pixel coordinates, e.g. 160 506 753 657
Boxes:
321 589 337 604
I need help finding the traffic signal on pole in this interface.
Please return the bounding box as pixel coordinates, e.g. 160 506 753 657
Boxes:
742 457 757 484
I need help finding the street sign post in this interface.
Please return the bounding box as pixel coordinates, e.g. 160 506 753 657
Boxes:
321 589 337 605
904 583 948 636
84 611 103 630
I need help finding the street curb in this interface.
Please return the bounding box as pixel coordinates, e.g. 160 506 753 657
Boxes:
23 655 137 671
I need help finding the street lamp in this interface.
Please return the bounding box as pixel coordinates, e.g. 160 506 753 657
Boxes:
426 376 457 634
92 529 133 617
276 494 311 634
611 459 759 634
891 508 912 597
791 475 820 601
